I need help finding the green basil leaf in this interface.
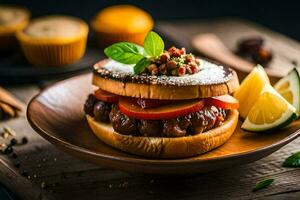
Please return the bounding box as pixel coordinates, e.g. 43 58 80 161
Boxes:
144 31 164 57
252 179 274 192
134 57 151 74
104 42 145 64
283 151 300 167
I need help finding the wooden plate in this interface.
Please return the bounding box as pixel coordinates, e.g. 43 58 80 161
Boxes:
27 74 300 175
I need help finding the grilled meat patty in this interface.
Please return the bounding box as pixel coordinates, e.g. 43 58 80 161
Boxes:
84 95 228 137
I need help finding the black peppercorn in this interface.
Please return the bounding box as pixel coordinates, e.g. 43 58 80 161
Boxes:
20 169 28 177
3 146 13 154
21 137 28 144
14 161 21 168
10 138 18 146
11 153 18 159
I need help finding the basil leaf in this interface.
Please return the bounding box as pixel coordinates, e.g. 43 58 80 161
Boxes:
134 57 151 74
283 151 300 167
104 42 145 64
144 31 164 57
252 179 274 192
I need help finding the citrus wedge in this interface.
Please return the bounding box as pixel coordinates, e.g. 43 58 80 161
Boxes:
274 68 300 114
234 65 270 119
241 84 297 132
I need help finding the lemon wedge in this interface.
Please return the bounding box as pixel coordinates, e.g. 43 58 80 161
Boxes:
241 84 297 132
234 65 270 119
274 68 300 114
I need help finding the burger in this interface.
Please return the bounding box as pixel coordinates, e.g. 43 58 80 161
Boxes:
84 31 240 158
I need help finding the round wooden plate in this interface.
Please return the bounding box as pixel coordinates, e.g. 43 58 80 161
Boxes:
27 74 300 175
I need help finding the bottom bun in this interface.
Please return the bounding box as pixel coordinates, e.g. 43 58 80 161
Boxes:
86 109 239 158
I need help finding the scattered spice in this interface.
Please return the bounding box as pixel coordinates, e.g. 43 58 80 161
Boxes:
11 152 18 159
10 138 17 146
41 182 47 189
20 169 29 177
3 146 13 154
3 126 16 137
13 161 21 168
21 137 28 144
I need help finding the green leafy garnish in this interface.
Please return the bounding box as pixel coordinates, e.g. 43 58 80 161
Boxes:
103 31 165 74
133 57 151 74
143 31 164 57
252 179 274 192
104 42 144 64
283 151 300 167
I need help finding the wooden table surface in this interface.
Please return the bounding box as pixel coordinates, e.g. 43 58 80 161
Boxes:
1 19 300 200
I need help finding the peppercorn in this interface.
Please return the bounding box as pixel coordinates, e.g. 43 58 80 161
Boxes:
3 146 13 154
20 169 28 177
11 152 18 159
10 138 17 146
14 161 21 168
21 137 28 144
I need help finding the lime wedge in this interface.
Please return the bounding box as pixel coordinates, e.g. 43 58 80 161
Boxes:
274 68 300 114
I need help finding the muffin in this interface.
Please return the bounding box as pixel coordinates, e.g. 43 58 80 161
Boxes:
17 15 88 66
0 5 30 50
91 5 153 47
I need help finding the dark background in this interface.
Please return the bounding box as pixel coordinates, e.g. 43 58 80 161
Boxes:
2 0 300 41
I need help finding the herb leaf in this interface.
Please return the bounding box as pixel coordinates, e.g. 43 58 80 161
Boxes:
252 179 274 192
134 57 151 74
283 151 300 167
104 42 145 64
144 31 164 57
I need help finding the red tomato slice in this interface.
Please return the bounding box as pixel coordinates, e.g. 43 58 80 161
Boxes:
119 98 204 120
205 95 239 109
94 89 119 103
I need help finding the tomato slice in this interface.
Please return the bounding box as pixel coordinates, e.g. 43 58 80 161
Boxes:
94 89 119 103
119 98 204 120
205 95 239 109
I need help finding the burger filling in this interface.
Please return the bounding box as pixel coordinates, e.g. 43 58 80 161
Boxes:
84 90 238 138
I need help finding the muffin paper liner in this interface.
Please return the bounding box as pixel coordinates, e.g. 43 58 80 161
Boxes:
18 37 87 66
